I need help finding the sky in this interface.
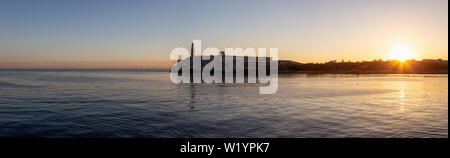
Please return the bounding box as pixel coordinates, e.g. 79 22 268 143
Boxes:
0 0 448 68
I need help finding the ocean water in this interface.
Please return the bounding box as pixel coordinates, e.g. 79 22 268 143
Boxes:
0 70 447 138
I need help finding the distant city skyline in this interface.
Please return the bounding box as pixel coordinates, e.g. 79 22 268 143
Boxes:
0 0 448 69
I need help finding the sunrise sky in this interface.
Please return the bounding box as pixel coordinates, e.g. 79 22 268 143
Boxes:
0 0 448 69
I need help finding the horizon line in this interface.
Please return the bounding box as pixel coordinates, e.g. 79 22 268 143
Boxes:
0 58 447 69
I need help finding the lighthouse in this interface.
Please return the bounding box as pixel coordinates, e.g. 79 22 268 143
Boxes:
190 42 194 82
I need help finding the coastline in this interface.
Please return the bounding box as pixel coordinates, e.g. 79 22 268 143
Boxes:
278 70 449 74
0 69 447 75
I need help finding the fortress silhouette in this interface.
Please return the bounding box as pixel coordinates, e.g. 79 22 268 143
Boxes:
172 42 291 82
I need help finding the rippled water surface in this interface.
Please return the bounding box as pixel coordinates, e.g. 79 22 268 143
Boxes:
0 70 447 137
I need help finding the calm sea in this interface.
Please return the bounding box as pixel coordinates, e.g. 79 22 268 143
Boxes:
0 70 447 138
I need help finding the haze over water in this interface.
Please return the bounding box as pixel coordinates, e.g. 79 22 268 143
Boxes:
0 70 447 137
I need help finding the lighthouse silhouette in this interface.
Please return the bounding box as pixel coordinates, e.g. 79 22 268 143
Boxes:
190 42 194 83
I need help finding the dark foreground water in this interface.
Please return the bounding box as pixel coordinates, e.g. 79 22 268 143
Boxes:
0 70 447 137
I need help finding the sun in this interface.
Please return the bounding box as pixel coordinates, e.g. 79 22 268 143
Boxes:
387 44 417 62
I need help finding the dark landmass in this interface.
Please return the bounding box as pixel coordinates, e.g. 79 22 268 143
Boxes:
279 59 448 74
173 54 447 75
173 42 447 74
